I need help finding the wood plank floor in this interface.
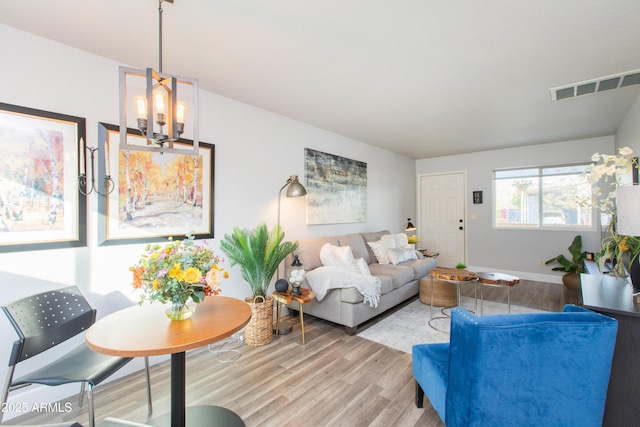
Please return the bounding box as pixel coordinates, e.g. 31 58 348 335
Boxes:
8 280 577 427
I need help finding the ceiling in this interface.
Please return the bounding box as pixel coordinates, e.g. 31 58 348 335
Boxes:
2 0 640 159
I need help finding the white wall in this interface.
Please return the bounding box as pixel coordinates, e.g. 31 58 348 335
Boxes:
416 136 614 282
616 93 640 152
0 24 416 419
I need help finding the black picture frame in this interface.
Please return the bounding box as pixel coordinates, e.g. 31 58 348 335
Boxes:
97 122 214 246
0 102 86 252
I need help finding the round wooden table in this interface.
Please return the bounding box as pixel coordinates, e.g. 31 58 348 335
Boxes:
86 296 251 427
427 268 479 331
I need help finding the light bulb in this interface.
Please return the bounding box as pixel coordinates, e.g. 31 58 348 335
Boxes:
176 101 187 123
133 95 148 133
153 91 167 115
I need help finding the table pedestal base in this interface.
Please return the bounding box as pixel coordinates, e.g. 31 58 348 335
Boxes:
150 405 245 427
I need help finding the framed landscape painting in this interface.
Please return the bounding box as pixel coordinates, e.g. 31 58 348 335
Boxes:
0 103 86 252
97 122 214 245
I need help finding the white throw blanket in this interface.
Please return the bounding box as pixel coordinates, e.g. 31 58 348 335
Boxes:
305 266 382 308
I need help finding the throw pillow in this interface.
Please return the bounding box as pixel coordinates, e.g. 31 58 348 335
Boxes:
392 233 409 248
367 240 391 264
387 247 418 265
320 243 355 268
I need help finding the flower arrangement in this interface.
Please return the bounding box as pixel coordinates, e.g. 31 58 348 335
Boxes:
585 146 637 215
407 235 419 244
130 234 228 307
585 147 640 275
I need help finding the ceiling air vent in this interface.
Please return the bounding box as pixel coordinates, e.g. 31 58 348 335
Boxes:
550 69 640 101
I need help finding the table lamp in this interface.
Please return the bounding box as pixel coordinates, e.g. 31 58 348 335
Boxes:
615 185 640 294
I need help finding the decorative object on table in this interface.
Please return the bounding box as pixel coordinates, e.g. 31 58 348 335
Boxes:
407 235 419 245
130 233 227 320
0 102 87 253
304 148 367 225
220 223 298 346
545 235 587 291
119 0 199 156
454 262 467 269
275 278 290 293
98 122 215 246
582 147 640 278
289 255 305 295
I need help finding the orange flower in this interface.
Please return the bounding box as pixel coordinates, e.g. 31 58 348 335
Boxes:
131 266 145 289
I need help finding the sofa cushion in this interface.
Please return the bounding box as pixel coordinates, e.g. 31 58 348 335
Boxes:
338 233 371 264
368 263 415 289
401 257 437 280
293 236 339 271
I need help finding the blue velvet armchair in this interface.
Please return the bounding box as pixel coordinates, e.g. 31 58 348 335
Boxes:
412 305 617 427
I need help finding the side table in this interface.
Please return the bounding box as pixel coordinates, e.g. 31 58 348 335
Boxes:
273 288 317 344
428 267 478 332
476 272 520 314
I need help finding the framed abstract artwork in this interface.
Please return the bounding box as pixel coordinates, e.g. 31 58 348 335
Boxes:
0 102 86 252
97 122 214 245
304 148 367 225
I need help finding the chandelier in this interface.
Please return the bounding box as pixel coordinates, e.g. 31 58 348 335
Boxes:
119 0 199 155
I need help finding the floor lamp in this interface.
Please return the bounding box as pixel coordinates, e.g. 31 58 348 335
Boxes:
276 175 307 280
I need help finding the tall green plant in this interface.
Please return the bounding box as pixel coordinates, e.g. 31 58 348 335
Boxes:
220 223 298 298
545 235 587 274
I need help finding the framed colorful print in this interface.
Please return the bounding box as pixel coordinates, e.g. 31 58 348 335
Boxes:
97 122 214 245
0 102 86 252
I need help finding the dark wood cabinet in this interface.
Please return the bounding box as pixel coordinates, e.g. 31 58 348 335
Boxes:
581 272 640 427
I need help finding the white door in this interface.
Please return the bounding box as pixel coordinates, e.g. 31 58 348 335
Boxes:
419 173 466 268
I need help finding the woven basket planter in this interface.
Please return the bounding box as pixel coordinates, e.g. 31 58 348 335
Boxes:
244 295 274 346
419 277 457 307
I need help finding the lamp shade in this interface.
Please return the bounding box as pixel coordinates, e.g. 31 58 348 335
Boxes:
616 185 640 236
285 176 307 197
405 218 416 231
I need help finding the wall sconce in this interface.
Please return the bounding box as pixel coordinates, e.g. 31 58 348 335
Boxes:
78 138 114 196
119 0 199 155
405 218 416 231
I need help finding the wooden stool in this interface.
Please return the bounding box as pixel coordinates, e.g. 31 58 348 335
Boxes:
420 276 457 307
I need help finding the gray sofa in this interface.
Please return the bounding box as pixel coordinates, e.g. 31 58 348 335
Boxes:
284 230 437 335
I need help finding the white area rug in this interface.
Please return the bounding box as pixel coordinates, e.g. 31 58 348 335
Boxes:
357 296 545 354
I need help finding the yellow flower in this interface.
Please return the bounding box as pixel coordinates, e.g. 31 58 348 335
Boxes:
152 279 159 290
168 263 182 279
618 237 630 253
183 267 202 284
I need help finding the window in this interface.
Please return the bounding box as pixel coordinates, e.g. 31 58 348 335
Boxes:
494 163 593 228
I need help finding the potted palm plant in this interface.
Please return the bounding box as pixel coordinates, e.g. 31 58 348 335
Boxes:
545 235 587 291
220 223 298 346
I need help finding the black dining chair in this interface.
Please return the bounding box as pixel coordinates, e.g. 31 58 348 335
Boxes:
0 286 152 427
